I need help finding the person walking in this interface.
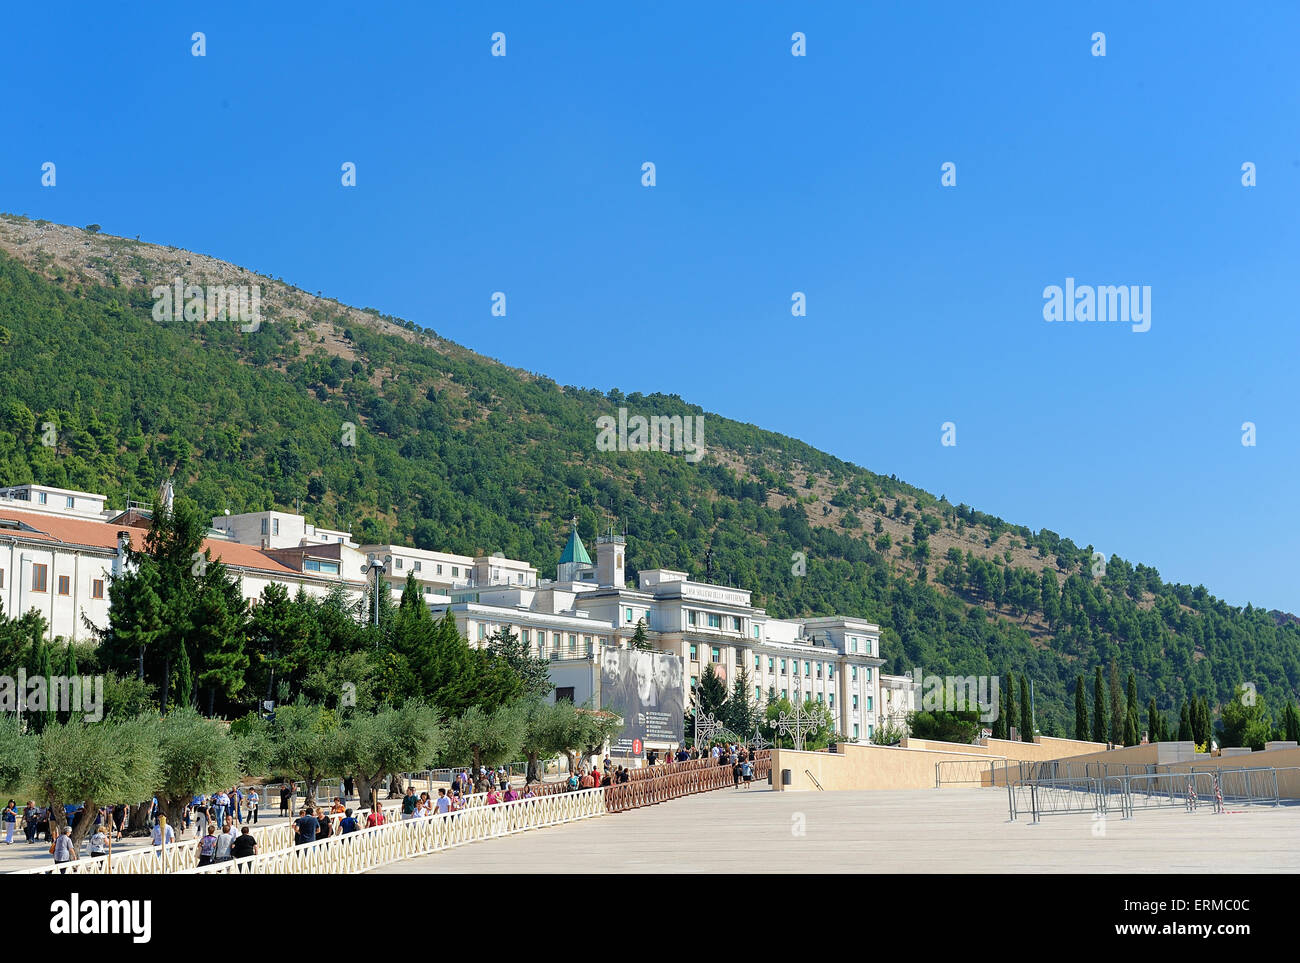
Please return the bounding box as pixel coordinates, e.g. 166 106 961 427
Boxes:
89 826 109 858
231 825 258 859
279 784 291 818
247 788 259 824
213 822 235 863
293 807 319 846
198 826 218 866
2 800 16 844
22 801 37 844
52 826 76 873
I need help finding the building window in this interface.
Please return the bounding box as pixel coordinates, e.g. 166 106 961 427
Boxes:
804 661 811 676
866 668 872 681
854 724 860 739
260 518 268 535
37 491 47 504
752 625 760 639
755 686 762 701
827 664 834 680
687 610 697 626
691 676 698 688
850 638 858 653
414 560 421 572
584 635 593 655
767 657 774 670
829 694 834 709
32 564 47 593
868 724 874 739
689 644 698 661
556 687 575 703
396 558 403 569
0 569 4 589
477 624 485 640
424 586 432 595
781 689 788 700
731 616 741 632
867 696 873 712
707 613 721 629
753 654 760 670
711 646 720 663
851 666 858 682
437 564 443 575
816 663 823 679
91 578 104 599
853 695 859 710
451 566 459 577
816 692 823 703
272 518 280 536
65 495 75 508
57 575 70 596
568 634 576 651
304 559 340 574
780 659 787 673
521 629 530 646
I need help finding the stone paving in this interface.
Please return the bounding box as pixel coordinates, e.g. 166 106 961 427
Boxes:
372 787 1300 874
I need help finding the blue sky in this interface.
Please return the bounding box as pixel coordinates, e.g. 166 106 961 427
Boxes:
4 2 1298 611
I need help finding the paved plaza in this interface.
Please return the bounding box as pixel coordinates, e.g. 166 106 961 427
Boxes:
373 787 1300 874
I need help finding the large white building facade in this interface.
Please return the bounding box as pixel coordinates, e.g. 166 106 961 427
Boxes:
1 483 896 743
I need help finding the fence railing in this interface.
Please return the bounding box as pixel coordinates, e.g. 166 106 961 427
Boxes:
174 789 609 875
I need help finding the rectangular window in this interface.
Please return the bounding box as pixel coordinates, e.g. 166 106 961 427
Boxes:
852 666 858 682
260 518 268 535
752 625 760 639
755 686 762 701
854 724 860 739
452 566 459 577
37 491 48 504
57 575 70 596
754 654 760 670
414 560 421 572
625 607 633 623
711 646 721 663
65 495 75 508
829 694 834 709
868 724 874 739
866 668 872 681
303 559 340 574
556 687 575 703
867 696 873 712
91 578 104 599
477 624 485 640
707 613 721 629
827 664 834 680
781 689 788 700
568 634 576 651
816 692 823 703
272 518 280 536
850 638 858 653
816 663 823 678
780 659 787 673
437 564 443 575
691 675 699 688
804 661 811 676
689 644 698 661
0 568 5 589
853 695 859 709
688 610 697 626
396 558 403 569
32 564 47 593
584 635 593 655
521 629 530 645
731 616 741 632
767 657 774 670
424 586 432 595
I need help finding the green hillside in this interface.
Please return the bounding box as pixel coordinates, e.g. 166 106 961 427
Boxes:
1 214 1297 736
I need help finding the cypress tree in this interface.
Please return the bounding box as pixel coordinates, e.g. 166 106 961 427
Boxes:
1006 673 1016 740
1178 700 1193 741
1125 673 1139 745
1284 700 1300 743
1147 697 1158 743
1019 675 1033 742
1108 660 1124 745
1092 666 1106 743
1075 675 1088 741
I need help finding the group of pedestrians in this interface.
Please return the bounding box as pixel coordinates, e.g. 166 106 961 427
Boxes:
293 798 367 845
188 786 259 832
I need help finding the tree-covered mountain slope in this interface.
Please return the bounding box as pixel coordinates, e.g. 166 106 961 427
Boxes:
1 213 1296 734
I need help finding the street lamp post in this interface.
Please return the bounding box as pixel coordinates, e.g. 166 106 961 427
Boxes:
363 558 387 636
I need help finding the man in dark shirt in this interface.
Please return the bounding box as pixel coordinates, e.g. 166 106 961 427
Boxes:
293 808 319 845
232 826 258 859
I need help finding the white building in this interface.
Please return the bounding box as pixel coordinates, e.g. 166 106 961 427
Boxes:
432 524 888 744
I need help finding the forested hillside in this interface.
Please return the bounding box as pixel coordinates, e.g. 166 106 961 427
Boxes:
1 214 1297 735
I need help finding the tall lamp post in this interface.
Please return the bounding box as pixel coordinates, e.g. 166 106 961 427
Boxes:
363 558 387 637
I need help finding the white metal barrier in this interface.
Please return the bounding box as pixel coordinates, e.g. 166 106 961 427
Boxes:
175 788 608 875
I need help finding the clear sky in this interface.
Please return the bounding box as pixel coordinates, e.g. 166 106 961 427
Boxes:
4 2 1298 611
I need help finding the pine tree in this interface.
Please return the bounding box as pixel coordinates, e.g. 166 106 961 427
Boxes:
1075 675 1088 740
1019 675 1033 742
630 618 652 650
1092 666 1106 743
174 641 193 709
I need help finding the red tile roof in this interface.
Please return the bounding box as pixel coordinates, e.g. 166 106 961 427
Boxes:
0 506 306 576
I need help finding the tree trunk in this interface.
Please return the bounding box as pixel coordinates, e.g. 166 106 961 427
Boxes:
526 752 539 784
69 800 96 848
129 801 152 835
387 773 404 798
161 657 170 715
355 772 385 813
303 776 319 810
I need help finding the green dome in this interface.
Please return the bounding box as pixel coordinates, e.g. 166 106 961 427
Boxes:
559 525 591 566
